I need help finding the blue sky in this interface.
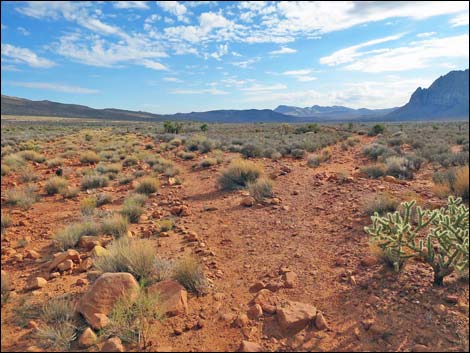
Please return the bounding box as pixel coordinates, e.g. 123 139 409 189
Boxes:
1 1 469 114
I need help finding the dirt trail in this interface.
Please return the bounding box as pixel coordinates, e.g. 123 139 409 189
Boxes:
1 133 468 352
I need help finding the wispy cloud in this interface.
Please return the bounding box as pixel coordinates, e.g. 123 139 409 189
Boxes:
113 1 149 10
269 47 297 55
6 81 99 94
1 43 55 68
450 12 469 27
171 88 228 95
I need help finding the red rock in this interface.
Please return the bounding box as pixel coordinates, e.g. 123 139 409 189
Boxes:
78 327 97 348
283 271 298 288
247 304 263 320
77 273 139 329
57 259 74 272
240 197 255 207
47 249 80 272
249 281 265 293
234 314 249 328
101 336 124 352
361 256 379 267
314 312 329 330
277 301 317 334
26 277 47 291
148 280 188 317
239 341 262 352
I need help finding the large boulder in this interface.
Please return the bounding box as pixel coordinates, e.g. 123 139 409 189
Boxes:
277 301 317 335
148 280 188 317
76 273 139 329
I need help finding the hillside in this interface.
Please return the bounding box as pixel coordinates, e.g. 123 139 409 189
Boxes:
274 105 396 119
386 69 469 121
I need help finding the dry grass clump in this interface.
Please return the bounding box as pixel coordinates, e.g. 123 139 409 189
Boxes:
454 166 469 202
307 148 331 168
218 158 263 190
433 165 469 202
1 164 11 176
81 174 109 190
364 193 398 216
101 214 129 238
178 151 197 160
157 219 174 232
60 186 80 199
45 176 69 195
120 195 147 223
1 271 11 305
96 162 122 175
248 177 274 202
54 221 100 250
361 163 386 179
172 256 209 296
199 158 217 168
80 197 97 216
135 177 159 195
94 237 156 283
46 158 64 168
96 192 113 206
79 151 100 164
1 211 11 237
6 185 40 209
18 150 46 163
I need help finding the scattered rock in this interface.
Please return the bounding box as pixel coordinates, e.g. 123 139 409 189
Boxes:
79 236 101 250
360 256 379 267
283 271 298 289
277 301 317 334
444 295 459 304
412 344 430 352
57 259 74 272
78 327 97 348
47 249 80 272
234 314 249 328
314 312 329 330
78 258 93 272
25 250 41 260
247 304 263 320
77 272 139 329
148 280 188 317
27 320 39 330
101 336 124 352
76 278 88 286
26 277 47 291
249 281 266 293
240 196 256 207
239 341 262 352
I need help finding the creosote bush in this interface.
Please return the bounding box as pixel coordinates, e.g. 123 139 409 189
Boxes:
248 177 274 202
120 195 147 223
101 213 129 238
81 174 109 190
135 177 159 195
218 158 263 190
79 151 100 164
172 256 209 296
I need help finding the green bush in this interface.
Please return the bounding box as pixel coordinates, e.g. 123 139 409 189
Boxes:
361 163 386 179
45 176 69 195
368 124 385 136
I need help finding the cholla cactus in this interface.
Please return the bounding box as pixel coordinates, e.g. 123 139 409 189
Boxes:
365 196 469 285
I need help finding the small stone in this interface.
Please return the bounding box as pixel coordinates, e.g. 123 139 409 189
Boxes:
57 259 74 272
76 278 88 286
247 304 263 320
361 318 375 331
444 295 459 304
78 258 93 272
412 344 430 352
25 250 41 260
239 340 262 352
283 271 298 289
25 346 43 352
49 272 60 279
433 304 447 315
101 336 124 352
78 327 97 348
249 281 266 293
27 320 39 330
240 197 255 207
234 314 249 328
277 301 317 334
26 277 47 291
314 312 328 330
361 256 378 267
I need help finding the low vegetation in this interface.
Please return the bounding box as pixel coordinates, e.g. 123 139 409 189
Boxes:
218 158 263 190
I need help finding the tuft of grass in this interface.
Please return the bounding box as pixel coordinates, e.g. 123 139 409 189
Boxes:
454 165 469 202
218 158 263 190
120 195 146 223
123 156 138 167
46 158 64 168
118 175 134 185
432 165 469 202
362 163 387 179
178 151 196 160
1 164 11 176
79 151 100 164
307 154 322 168
80 197 97 216
157 219 173 233
1 271 11 305
18 150 46 163
45 176 69 195
1 212 11 237
54 221 100 250
135 177 159 195
81 174 109 190
172 256 209 296
248 177 274 202
94 237 156 283
364 193 398 216
60 186 80 199
101 214 129 238
6 185 40 209
199 158 217 168
96 192 113 206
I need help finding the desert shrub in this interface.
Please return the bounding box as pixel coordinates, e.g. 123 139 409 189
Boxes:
433 166 469 202
172 256 209 296
103 289 162 348
294 123 320 134
169 138 182 147
101 214 129 238
96 162 122 174
178 151 196 160
185 135 216 153
362 143 396 161
1 212 11 236
118 175 134 185
96 192 112 206
307 154 322 168
36 295 78 351
364 193 398 216
218 158 263 190
240 144 263 158
120 196 146 223
46 158 64 168
3 154 26 170
199 158 217 168
385 156 413 180
291 148 306 159
163 121 183 134
248 177 274 202
54 221 100 250
123 156 138 167
6 185 40 209
79 151 100 164
454 166 469 202
94 237 156 283
81 174 109 190
365 197 469 284
368 124 385 136
405 154 425 171
1 271 11 305
135 177 159 195
157 219 174 232
80 197 97 216
1 164 11 176
18 150 45 163
45 176 69 195
60 186 80 199
18 167 39 183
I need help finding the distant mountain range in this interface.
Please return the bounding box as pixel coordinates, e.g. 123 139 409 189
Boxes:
274 104 397 120
1 69 468 123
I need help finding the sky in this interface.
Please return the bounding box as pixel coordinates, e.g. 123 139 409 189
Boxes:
1 1 469 114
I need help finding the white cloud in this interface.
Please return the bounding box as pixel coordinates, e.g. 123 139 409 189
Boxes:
416 32 436 38
17 27 31 36
240 83 287 92
163 77 183 82
156 1 189 22
269 46 296 54
1 64 21 72
320 33 405 66
7 81 99 94
141 59 168 70
1 24 6 30
113 1 149 9
450 12 469 27
210 43 228 60
231 57 260 68
320 33 469 73
1 43 55 68
296 76 317 82
282 69 313 76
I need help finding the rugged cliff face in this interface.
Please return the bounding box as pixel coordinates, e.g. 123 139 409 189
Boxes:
387 69 469 120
